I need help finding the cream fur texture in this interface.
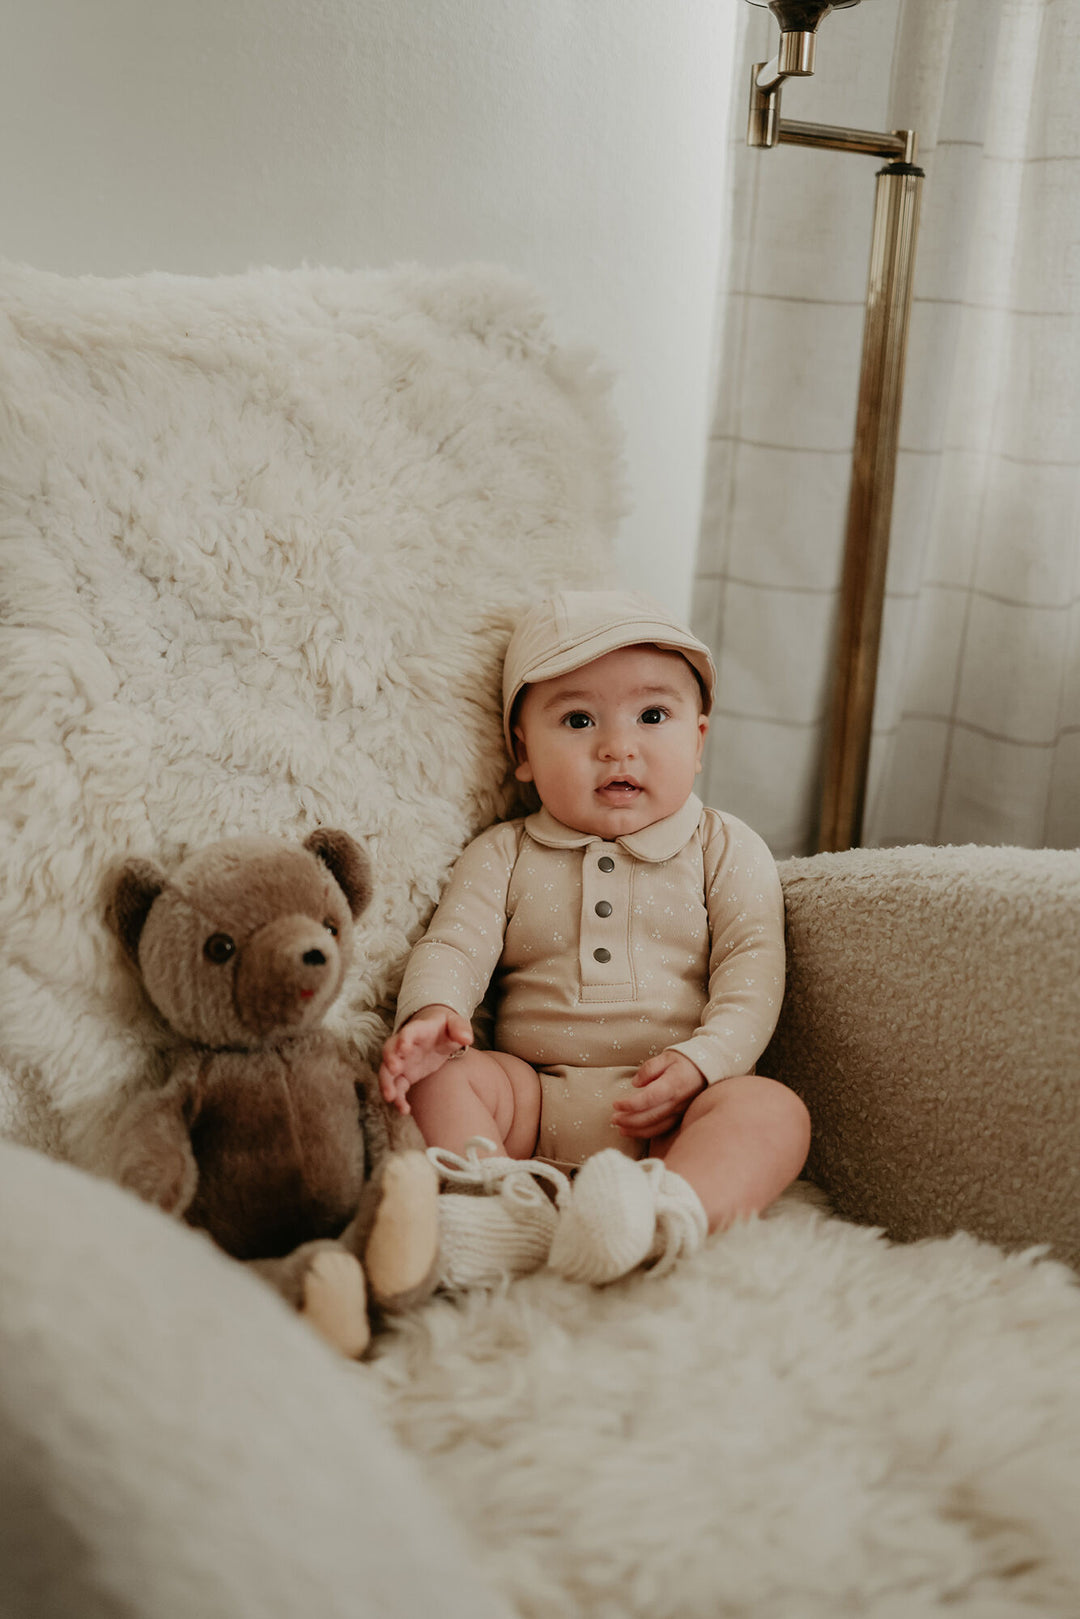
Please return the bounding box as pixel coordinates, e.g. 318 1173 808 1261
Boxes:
8 1138 1080 1617
0 1138 515 1619
0 261 620 1162
373 1184 1080 1618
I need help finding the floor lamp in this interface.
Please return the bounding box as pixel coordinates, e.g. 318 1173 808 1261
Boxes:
745 0 924 852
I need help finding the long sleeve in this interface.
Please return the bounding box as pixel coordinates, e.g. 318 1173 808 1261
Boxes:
392 821 523 1031
667 811 786 1084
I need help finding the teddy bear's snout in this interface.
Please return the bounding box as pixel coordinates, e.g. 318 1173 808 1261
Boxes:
232 915 347 1036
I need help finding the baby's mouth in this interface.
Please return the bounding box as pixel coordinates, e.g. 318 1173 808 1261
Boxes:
597 778 643 803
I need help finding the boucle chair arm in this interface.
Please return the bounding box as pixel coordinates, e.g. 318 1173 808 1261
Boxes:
766 844 1080 1266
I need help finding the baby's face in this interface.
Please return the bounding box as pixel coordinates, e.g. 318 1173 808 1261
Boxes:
513 645 708 838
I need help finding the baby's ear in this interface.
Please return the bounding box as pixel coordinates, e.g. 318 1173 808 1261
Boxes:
512 728 534 783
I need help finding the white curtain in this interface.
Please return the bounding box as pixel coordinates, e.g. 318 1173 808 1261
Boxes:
693 0 1080 856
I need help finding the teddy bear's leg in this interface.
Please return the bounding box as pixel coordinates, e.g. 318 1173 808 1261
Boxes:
299 1249 371 1359
249 1242 371 1359
344 1151 441 1314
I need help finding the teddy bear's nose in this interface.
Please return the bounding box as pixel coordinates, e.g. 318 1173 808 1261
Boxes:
302 948 327 967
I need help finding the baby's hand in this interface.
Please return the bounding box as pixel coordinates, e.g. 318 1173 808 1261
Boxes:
611 1050 706 1140
378 1005 474 1114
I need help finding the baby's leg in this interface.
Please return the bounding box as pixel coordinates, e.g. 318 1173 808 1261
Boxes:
651 1074 810 1233
549 1074 808 1285
409 1054 553 1292
408 1049 542 1160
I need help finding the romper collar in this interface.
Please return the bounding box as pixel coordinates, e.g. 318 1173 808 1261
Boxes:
524 793 704 863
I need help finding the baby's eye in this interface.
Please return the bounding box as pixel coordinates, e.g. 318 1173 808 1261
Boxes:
639 707 667 725
563 712 594 730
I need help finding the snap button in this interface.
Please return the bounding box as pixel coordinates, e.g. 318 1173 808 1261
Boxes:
597 856 615 872
594 901 612 918
593 947 612 963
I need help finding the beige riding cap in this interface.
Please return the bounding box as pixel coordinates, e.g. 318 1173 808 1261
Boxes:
502 589 718 754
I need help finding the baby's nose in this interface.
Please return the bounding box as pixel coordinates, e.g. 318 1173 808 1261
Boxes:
598 725 636 758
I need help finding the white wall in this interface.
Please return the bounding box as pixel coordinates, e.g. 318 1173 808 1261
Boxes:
1 0 738 618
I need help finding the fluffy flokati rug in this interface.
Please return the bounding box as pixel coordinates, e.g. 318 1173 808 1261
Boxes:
373 1185 1080 1618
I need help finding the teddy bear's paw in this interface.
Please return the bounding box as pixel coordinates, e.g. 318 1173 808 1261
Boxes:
364 1151 441 1309
300 1248 371 1359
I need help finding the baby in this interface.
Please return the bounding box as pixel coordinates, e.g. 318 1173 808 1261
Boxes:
380 590 810 1285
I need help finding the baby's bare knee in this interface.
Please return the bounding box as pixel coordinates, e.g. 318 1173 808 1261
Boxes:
708 1074 810 1155
750 1076 811 1170
412 1049 499 1108
411 1049 538 1152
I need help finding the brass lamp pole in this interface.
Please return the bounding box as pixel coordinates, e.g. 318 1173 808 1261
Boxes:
745 0 924 853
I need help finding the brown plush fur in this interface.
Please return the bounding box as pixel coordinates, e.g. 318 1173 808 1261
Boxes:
106 830 439 1357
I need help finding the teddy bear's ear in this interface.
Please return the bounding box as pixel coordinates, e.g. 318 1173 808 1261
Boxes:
107 858 168 964
304 829 372 920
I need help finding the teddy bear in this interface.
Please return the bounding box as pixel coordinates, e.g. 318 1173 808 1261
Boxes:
105 826 440 1358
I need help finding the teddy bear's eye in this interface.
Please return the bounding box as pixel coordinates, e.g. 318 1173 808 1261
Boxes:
203 933 236 965
323 918 339 937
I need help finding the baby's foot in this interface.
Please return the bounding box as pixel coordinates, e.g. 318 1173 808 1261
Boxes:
547 1150 707 1285
436 1174 561 1290
641 1159 709 1276
546 1151 656 1284
428 1137 569 1199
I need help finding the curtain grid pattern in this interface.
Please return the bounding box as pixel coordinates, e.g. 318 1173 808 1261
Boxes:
694 0 1079 857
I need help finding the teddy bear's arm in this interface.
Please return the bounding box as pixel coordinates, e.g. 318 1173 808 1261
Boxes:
110 1052 203 1217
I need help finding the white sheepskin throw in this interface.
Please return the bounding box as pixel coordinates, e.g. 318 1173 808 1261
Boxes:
0 1138 515 1619
373 1187 1080 1617
0 262 621 1161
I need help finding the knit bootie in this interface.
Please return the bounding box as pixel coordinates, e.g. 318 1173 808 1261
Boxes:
427 1137 564 1196
428 1138 570 1291
546 1149 708 1286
